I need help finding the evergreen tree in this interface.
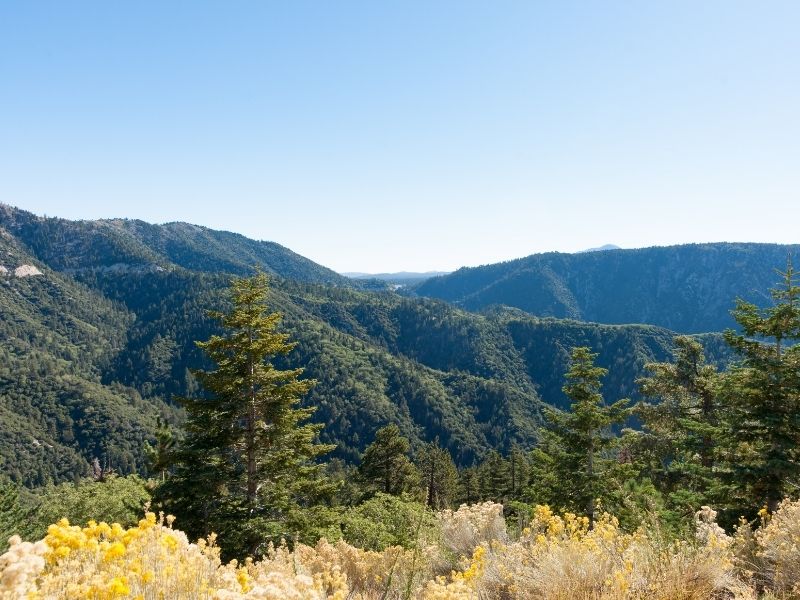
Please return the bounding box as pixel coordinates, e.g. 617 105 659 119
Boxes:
358 424 418 496
144 417 176 482
0 478 23 552
531 347 630 526
416 441 459 509
635 336 724 516
157 272 336 557
457 467 480 505
721 260 800 514
508 444 530 500
478 451 511 503
525 438 564 508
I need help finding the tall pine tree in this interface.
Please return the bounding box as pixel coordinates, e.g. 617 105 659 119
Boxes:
635 336 724 517
721 260 800 514
157 272 336 558
358 424 418 497
416 440 459 509
529 347 630 526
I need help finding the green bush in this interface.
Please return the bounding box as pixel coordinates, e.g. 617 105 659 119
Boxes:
1 475 150 546
339 493 436 551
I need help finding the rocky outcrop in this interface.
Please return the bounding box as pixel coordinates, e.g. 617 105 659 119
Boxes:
0 264 44 277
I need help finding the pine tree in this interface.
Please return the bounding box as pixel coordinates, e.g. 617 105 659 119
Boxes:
457 467 480 505
508 444 530 499
478 451 511 503
721 260 800 514
358 424 418 496
533 347 630 526
144 417 176 482
157 272 336 558
635 336 723 515
416 440 459 509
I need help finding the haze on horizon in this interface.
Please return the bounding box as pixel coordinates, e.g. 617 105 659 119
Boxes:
1 2 798 273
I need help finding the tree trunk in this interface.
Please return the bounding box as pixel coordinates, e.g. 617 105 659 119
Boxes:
247 326 257 507
700 388 715 469
427 453 437 507
587 438 595 529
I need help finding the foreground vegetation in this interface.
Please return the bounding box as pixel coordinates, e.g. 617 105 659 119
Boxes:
3 499 800 599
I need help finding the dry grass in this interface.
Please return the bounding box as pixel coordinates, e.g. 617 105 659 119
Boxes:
3 500 800 598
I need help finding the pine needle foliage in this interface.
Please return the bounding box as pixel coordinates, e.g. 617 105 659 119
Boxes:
721 259 800 514
635 336 726 520
530 347 630 527
157 272 336 558
358 424 418 497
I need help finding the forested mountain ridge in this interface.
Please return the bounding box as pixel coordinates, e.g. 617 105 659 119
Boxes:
414 243 800 333
0 205 733 486
0 204 350 285
0 230 160 485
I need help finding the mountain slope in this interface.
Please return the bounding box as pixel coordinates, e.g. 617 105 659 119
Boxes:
0 229 162 485
414 243 799 333
0 204 349 285
0 206 737 486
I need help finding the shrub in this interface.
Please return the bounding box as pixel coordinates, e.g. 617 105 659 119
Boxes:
340 493 436 551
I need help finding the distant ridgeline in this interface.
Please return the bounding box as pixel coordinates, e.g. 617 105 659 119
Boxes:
0 203 786 487
413 242 800 333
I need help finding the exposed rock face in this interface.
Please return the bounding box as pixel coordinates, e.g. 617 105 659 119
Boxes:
14 265 43 277
0 265 8 275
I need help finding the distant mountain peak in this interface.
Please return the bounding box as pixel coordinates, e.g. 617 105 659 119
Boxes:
578 244 621 253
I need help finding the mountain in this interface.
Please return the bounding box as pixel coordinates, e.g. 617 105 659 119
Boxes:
0 204 350 286
0 205 734 486
579 244 621 253
0 229 161 485
414 243 799 333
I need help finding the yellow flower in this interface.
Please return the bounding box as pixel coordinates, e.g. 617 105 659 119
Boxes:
161 534 179 552
236 567 251 592
107 576 130 596
103 541 126 562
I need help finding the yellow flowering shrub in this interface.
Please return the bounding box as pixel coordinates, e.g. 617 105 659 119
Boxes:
437 502 506 565
734 498 800 596
4 500 800 598
426 504 750 600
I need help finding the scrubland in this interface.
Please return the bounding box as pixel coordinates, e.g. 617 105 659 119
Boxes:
3 499 800 599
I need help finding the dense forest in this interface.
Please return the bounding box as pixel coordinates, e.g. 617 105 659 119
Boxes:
414 242 800 332
1 204 734 485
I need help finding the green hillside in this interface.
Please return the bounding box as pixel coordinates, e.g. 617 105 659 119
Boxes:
0 232 161 485
0 205 734 486
414 243 800 333
0 204 350 285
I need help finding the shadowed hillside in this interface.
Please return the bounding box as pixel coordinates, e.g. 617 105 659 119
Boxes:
414 243 800 332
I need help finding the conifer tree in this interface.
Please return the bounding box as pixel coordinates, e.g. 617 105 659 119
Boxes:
457 467 480 505
358 424 418 496
531 347 630 526
478 451 511 502
416 440 459 509
157 272 335 557
635 336 723 515
721 260 800 514
508 444 530 499
144 417 176 482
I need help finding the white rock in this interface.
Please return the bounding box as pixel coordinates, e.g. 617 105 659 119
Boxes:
0 266 8 275
14 265 43 277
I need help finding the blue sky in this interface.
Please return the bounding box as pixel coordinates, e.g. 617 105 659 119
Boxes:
1 2 798 272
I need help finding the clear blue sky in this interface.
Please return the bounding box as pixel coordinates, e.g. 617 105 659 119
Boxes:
1 2 798 272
